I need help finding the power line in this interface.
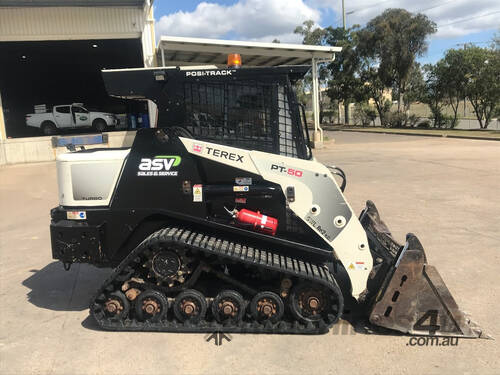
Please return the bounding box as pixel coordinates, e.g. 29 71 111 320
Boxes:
415 0 456 13
438 10 500 27
346 0 397 16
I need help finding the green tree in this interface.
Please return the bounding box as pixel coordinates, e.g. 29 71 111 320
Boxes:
462 46 500 128
492 30 500 50
294 20 331 123
358 9 436 113
325 26 367 124
421 64 450 128
359 66 392 126
400 62 425 113
436 49 468 128
294 20 326 45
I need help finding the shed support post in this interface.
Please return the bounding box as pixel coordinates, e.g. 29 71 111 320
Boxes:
0 91 6 140
311 57 323 148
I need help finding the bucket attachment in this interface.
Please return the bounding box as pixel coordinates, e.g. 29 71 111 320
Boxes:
360 201 486 338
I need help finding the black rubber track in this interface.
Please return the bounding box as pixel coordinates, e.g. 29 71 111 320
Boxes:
90 226 344 334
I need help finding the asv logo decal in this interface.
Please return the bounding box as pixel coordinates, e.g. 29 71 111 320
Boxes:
138 155 182 177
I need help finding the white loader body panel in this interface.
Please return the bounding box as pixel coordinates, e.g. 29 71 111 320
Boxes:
56 149 129 207
179 137 373 297
56 138 372 297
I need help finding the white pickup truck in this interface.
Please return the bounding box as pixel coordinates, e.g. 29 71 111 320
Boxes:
26 104 118 135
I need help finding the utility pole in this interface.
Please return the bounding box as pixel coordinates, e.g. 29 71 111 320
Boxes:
342 0 346 30
341 0 349 125
456 43 468 117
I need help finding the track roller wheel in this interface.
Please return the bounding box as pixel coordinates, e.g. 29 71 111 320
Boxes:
212 290 245 323
134 289 168 323
104 291 130 320
289 282 339 324
250 291 284 323
173 289 207 323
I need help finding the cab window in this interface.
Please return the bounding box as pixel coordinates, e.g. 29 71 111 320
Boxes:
55 106 70 114
72 106 89 114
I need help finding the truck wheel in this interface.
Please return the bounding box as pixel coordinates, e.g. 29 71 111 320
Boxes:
93 118 108 132
41 121 57 136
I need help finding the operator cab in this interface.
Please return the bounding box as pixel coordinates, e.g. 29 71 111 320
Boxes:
102 64 312 160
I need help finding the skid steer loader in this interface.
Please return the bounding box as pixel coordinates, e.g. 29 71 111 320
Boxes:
50 63 485 337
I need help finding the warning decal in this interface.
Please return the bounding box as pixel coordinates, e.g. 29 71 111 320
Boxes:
348 262 367 271
67 211 86 220
193 184 203 202
233 186 249 192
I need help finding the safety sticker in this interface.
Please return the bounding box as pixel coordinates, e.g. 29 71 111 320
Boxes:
193 184 203 202
235 177 252 185
235 197 247 204
233 186 249 192
348 262 367 271
67 211 86 220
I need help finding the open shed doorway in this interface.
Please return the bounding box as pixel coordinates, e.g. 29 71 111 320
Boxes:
0 38 147 138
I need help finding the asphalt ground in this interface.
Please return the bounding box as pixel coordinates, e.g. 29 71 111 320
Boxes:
1 132 499 374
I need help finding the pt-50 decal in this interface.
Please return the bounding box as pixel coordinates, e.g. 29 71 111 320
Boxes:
271 164 303 177
138 155 182 177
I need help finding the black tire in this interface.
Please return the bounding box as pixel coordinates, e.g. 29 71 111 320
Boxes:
41 121 57 136
173 289 207 323
250 291 284 323
289 282 339 324
104 291 130 320
134 289 168 323
211 290 246 323
92 118 108 132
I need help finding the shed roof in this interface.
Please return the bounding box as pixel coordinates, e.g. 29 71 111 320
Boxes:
157 36 341 67
0 0 146 7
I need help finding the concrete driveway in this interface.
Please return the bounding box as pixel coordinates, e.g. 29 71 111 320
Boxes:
1 132 498 374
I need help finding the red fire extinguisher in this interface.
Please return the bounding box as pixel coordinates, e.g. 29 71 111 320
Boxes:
227 208 278 236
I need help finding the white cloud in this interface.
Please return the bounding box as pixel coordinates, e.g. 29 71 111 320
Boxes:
308 0 499 39
156 0 320 43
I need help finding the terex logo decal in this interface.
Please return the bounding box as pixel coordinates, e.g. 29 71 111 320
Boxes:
138 155 182 176
271 164 303 177
193 143 203 153
206 147 244 163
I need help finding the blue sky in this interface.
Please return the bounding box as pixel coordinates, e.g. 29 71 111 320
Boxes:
154 0 499 64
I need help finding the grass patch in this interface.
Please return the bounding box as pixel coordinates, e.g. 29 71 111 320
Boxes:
327 126 500 139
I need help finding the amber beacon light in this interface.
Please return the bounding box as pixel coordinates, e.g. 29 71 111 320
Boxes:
227 53 242 68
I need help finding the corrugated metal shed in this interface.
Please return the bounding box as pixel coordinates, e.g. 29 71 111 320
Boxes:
0 6 147 41
0 0 145 7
